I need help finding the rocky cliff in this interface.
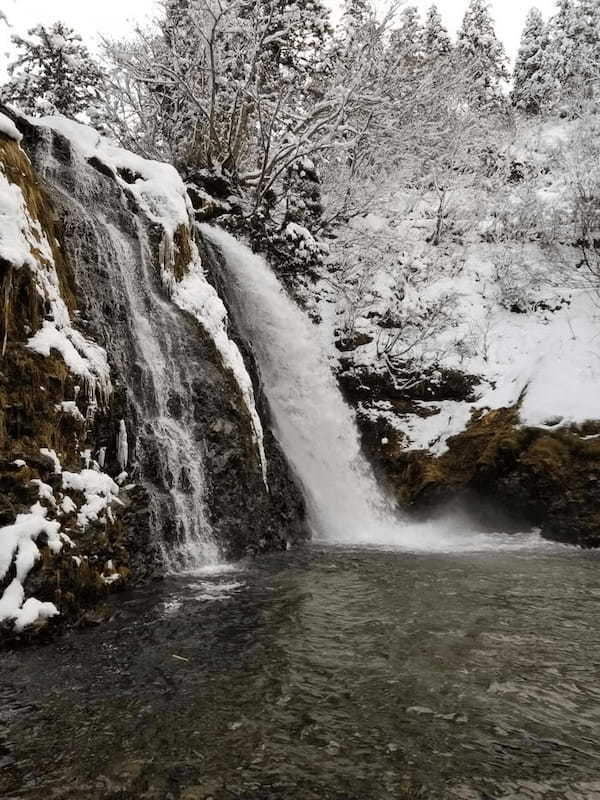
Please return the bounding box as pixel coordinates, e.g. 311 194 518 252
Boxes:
0 108 307 638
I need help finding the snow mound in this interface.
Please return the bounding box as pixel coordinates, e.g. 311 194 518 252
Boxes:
62 469 120 528
0 503 62 630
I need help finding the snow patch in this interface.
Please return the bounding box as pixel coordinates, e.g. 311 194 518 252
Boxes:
36 115 189 237
0 504 62 630
62 469 120 528
40 447 62 474
56 400 86 423
0 113 22 143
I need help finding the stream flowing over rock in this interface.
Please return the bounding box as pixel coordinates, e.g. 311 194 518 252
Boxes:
0 109 307 636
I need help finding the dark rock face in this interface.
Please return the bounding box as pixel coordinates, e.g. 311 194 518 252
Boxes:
27 126 307 563
0 110 307 639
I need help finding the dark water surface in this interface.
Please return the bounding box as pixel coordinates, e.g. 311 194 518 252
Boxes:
3 542 600 800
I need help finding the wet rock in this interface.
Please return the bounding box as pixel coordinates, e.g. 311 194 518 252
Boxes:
0 106 308 642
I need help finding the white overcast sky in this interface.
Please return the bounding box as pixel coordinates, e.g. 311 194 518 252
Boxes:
0 0 559 72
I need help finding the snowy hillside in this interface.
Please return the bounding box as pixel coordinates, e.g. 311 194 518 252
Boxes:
306 117 600 459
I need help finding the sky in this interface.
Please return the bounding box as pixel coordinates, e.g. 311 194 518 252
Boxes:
0 0 559 72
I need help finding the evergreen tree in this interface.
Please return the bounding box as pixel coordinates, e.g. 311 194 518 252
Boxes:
457 0 509 108
512 8 550 113
2 22 104 117
422 4 452 61
574 0 600 96
543 0 578 105
387 6 424 93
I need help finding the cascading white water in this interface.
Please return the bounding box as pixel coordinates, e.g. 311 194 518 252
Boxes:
201 225 550 553
199 224 392 543
200 224 400 543
103 220 220 570
33 132 220 570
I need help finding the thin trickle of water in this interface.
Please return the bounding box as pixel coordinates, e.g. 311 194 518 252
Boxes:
201 224 552 553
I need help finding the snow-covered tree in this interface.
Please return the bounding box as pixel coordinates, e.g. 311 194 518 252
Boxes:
387 6 424 83
2 22 104 118
512 8 550 113
541 0 600 110
456 0 509 108
101 0 386 222
543 0 578 105
573 0 600 97
340 0 372 38
422 4 452 61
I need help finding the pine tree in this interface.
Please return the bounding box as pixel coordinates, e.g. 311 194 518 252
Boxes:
512 8 550 113
457 0 509 108
574 0 600 96
422 4 452 61
543 0 578 105
2 22 104 118
387 6 424 93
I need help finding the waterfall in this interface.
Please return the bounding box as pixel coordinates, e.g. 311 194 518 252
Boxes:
201 225 548 553
33 133 220 570
100 219 219 569
200 224 394 543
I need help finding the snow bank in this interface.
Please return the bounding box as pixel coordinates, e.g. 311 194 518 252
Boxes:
0 167 41 271
323 114 600 455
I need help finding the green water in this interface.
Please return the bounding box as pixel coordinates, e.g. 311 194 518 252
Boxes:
2 541 600 799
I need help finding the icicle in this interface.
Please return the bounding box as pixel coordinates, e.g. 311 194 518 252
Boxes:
117 419 128 471
97 446 107 469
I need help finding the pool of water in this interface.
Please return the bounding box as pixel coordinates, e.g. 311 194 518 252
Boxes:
2 538 600 799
